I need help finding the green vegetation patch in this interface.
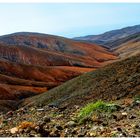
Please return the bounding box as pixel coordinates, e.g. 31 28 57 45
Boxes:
78 100 118 123
133 95 140 104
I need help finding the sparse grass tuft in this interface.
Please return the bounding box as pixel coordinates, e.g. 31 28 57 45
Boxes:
77 100 118 123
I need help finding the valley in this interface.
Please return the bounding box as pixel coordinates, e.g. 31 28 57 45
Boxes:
0 25 139 137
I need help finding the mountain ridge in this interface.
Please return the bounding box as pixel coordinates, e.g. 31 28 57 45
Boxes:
74 24 140 48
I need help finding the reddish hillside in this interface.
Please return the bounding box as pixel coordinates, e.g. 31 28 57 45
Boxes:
0 59 91 112
0 32 117 67
0 59 87 99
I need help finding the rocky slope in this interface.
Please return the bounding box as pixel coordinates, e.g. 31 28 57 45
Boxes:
0 53 139 137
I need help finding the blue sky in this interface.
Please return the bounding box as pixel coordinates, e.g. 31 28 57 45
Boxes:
0 3 140 38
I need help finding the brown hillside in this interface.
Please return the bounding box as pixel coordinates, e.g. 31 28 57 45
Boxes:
0 32 117 67
114 36 140 59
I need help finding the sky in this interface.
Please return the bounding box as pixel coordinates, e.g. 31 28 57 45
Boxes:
0 3 140 38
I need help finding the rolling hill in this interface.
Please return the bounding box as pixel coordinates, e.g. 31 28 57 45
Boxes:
0 32 117 66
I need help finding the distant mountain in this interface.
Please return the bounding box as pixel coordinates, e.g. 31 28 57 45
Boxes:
74 25 140 48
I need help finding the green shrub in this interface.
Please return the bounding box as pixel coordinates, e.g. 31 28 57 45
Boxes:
134 95 140 102
78 100 118 123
